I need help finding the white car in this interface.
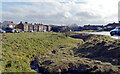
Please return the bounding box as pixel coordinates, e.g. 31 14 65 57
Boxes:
30 30 33 32
12 29 19 33
0 29 6 33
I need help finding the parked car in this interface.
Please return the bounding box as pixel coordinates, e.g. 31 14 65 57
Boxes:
29 30 33 32
97 27 103 31
4 28 19 33
110 27 120 36
0 29 6 33
18 31 24 33
14 29 19 33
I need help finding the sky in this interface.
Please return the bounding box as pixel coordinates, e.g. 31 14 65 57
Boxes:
0 0 120 26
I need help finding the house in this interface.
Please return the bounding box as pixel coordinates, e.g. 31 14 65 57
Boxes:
104 22 120 31
14 21 52 32
83 25 104 30
33 23 39 32
1 21 16 29
77 26 84 31
43 25 47 32
16 22 29 32
46 25 51 32
44 25 51 32
28 23 34 32
38 24 44 32
33 23 44 32
33 23 37 32
51 25 67 32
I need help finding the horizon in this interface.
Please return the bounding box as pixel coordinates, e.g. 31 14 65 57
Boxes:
0 20 117 27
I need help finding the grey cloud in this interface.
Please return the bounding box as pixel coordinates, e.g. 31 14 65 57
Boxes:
2 2 108 25
76 11 101 19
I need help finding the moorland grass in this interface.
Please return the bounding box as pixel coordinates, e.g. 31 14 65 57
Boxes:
1 32 83 72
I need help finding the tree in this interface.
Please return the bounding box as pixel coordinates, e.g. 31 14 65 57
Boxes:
51 26 59 32
68 24 79 31
62 26 71 37
51 25 71 37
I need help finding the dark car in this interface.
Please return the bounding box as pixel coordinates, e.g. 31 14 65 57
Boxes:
4 28 19 33
110 27 120 36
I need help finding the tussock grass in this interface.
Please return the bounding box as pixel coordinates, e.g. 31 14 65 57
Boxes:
71 33 120 65
37 48 119 73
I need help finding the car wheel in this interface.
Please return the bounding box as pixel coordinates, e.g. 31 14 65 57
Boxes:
110 34 114 36
118 33 120 36
111 32 116 36
110 32 115 36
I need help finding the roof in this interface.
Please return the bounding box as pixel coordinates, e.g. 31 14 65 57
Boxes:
84 25 103 27
5 21 16 25
105 23 120 28
22 23 29 25
18 22 30 25
34 24 43 26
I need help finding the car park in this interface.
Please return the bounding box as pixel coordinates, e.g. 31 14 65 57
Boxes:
110 27 120 36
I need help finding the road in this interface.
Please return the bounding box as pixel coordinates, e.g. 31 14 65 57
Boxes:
77 31 120 39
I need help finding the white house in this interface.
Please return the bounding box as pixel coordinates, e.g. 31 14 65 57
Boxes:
1 21 16 29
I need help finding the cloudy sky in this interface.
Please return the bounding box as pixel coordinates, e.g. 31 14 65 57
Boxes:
0 0 120 26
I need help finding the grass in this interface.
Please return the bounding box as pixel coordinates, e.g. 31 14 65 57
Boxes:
70 33 120 65
1 32 83 72
37 48 119 73
1 32 119 73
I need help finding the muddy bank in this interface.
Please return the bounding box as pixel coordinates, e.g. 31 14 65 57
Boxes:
70 33 120 65
30 47 119 73
30 55 119 73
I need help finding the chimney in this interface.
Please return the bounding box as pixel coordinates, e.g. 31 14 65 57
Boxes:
25 22 28 24
20 21 22 24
